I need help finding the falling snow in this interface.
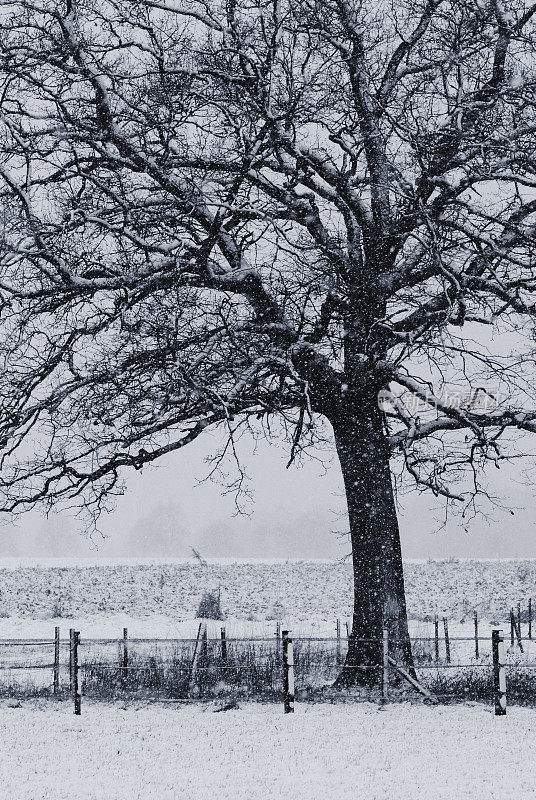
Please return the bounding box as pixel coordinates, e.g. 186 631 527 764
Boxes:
0 701 534 800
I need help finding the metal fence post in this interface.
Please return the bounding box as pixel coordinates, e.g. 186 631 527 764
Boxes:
282 630 294 714
492 629 506 716
382 628 389 702
69 628 74 693
53 626 60 694
443 617 451 664
73 630 81 716
122 627 128 684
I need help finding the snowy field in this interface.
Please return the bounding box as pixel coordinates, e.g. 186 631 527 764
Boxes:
0 558 531 676
0 700 535 800
0 557 534 692
0 557 533 625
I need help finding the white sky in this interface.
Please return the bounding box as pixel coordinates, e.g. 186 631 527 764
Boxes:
0 426 534 559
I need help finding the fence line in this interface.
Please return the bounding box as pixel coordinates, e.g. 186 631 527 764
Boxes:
0 618 534 715
0 634 529 645
2 632 536 651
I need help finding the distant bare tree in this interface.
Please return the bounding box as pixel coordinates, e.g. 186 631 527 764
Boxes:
191 548 207 567
1 0 536 682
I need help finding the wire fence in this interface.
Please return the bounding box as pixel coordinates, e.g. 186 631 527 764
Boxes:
0 620 535 712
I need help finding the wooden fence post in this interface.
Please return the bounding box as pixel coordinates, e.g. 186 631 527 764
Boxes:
202 625 208 658
336 619 341 665
510 609 515 648
529 598 533 640
474 611 479 660
382 628 389 702
53 626 60 694
73 630 81 716
517 602 522 637
510 610 524 652
443 617 451 664
282 630 294 714
122 627 128 684
188 622 205 697
220 627 227 662
492 629 506 716
434 616 439 662
387 656 437 703
69 628 74 693
275 622 281 665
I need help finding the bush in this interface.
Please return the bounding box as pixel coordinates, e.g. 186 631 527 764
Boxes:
196 590 224 620
51 597 63 618
265 600 285 621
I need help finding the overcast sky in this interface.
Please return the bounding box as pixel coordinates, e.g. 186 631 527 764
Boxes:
0 423 534 560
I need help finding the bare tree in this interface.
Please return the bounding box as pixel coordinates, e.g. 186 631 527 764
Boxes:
1 0 536 682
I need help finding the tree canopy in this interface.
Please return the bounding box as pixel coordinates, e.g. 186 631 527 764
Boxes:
0 0 535 528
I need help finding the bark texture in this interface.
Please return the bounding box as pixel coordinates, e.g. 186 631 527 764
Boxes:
331 388 415 686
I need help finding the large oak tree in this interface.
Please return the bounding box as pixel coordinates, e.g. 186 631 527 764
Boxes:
1 0 536 682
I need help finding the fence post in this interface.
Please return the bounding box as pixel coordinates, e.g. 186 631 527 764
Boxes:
282 630 294 714
69 628 74 693
202 625 208 659
443 617 451 664
474 611 479 660
275 622 281 665
517 602 522 637
220 627 227 662
73 630 81 716
382 628 389 702
434 616 439 662
53 626 60 694
510 609 515 648
122 628 128 684
510 610 524 652
188 622 205 697
336 619 341 665
492 629 507 716
529 598 533 640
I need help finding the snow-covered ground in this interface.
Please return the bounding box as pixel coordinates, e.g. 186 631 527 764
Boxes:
0 614 526 648
0 613 522 640
0 700 534 800
0 557 533 623
0 557 534 691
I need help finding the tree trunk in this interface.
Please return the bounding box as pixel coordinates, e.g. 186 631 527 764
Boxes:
331 391 415 687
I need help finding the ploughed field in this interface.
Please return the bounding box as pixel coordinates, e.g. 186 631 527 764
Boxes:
0 558 532 624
